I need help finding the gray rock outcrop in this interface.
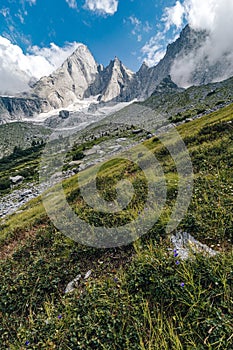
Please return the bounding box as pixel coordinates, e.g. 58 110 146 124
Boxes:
85 57 135 102
0 95 49 123
33 44 99 109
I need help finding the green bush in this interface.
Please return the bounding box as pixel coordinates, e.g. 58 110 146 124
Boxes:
0 176 11 191
72 151 85 161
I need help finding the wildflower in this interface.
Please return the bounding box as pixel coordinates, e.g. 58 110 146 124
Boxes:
25 341 30 346
174 252 179 257
175 261 180 265
180 282 185 287
58 315 62 319
113 277 119 283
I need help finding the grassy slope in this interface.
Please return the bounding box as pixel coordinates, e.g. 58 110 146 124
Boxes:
0 104 232 349
142 76 233 123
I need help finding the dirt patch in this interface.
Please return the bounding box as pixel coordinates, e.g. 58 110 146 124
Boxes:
0 223 48 260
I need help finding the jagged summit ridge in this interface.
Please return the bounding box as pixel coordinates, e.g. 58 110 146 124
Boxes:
33 44 99 108
85 56 134 102
98 57 134 102
23 24 230 107
2 23 233 121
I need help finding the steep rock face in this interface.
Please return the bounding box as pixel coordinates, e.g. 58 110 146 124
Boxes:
137 25 207 97
85 57 135 102
33 44 99 108
30 25 218 107
0 96 49 123
142 24 233 89
135 62 150 98
31 25 233 106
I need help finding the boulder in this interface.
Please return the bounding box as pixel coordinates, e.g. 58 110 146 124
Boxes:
10 175 24 184
59 110 70 119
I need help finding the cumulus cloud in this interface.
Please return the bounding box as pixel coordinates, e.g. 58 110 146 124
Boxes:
140 2 184 67
0 36 80 94
84 0 118 15
183 0 218 31
65 0 78 9
170 0 233 86
142 0 233 86
163 1 185 30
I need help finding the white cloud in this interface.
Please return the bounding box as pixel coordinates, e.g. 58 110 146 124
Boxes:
1 4 31 45
161 0 219 34
0 36 80 94
170 0 233 86
143 21 152 33
183 0 218 31
141 2 186 66
141 0 233 85
24 0 37 6
15 10 25 24
65 0 78 9
129 16 141 26
129 16 141 36
163 1 185 30
0 8 10 18
29 42 81 71
84 0 118 15
141 33 167 66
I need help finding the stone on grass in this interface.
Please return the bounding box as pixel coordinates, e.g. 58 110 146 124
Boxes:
64 274 81 294
170 231 218 260
10 175 24 184
84 270 92 279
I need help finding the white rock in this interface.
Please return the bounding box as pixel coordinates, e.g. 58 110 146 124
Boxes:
84 270 92 279
64 274 81 294
171 231 218 260
33 45 99 109
10 175 24 184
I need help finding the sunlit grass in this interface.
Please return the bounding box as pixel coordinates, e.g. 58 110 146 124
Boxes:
0 103 232 349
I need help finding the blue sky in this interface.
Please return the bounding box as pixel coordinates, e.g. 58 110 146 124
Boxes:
0 0 184 71
1 0 231 95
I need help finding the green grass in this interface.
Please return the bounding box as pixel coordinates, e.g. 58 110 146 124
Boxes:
142 76 233 123
0 103 232 349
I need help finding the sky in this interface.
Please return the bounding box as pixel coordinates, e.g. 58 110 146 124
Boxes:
0 0 233 94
